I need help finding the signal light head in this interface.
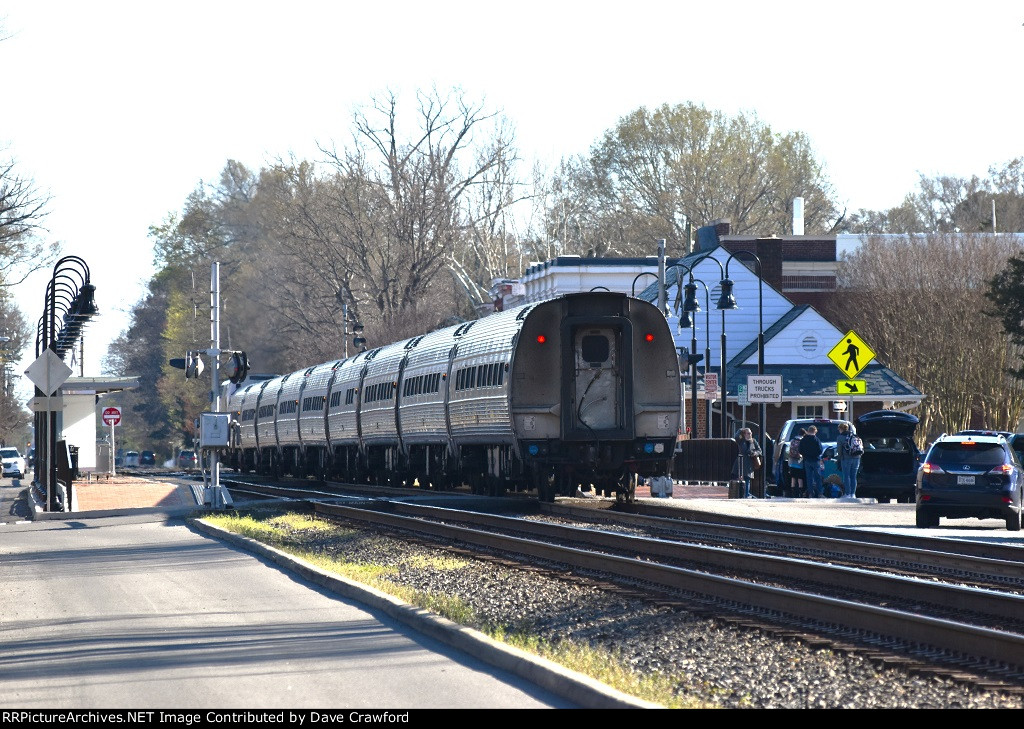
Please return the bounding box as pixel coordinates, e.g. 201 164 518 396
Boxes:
536 335 547 344
644 333 655 343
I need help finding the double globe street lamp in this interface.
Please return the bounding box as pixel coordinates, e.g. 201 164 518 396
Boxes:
719 250 766 495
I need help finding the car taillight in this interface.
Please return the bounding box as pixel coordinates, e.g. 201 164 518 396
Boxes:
921 462 945 475
988 463 1014 475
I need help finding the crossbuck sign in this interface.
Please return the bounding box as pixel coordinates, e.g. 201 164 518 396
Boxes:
746 375 783 403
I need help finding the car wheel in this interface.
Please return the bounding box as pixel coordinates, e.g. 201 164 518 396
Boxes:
1006 508 1022 532
915 510 939 528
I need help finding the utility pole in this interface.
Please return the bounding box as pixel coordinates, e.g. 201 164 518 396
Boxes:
204 262 229 509
343 302 349 359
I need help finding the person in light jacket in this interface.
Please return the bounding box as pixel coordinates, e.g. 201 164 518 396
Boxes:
733 427 763 498
836 422 862 498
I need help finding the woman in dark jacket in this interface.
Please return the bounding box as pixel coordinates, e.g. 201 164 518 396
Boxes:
799 425 825 497
734 427 763 498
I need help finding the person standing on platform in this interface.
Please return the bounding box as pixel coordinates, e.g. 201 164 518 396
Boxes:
733 427 763 499
836 422 863 498
799 425 825 498
788 428 806 497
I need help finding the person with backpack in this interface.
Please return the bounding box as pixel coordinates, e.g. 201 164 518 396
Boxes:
788 429 805 497
837 422 864 498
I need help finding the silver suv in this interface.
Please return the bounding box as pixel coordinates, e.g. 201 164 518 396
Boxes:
771 418 855 493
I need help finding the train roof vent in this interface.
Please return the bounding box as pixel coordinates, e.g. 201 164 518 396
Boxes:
405 335 425 349
454 321 477 337
363 348 383 362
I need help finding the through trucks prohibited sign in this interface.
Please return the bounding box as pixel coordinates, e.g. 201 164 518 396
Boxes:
746 374 782 402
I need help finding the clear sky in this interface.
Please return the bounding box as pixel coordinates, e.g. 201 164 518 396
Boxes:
2 1 1022 394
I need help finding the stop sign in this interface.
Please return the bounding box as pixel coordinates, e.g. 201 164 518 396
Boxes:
102 406 122 426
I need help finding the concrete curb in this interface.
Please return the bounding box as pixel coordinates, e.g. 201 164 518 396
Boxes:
188 517 661 709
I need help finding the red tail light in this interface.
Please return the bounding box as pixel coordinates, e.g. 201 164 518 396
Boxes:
989 463 1014 475
921 462 944 475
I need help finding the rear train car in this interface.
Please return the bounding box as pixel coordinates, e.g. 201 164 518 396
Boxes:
226 291 682 501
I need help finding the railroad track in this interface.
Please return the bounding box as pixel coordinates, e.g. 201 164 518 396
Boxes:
221 476 1024 691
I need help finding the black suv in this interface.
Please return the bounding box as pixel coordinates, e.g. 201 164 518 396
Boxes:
853 410 922 503
915 433 1023 531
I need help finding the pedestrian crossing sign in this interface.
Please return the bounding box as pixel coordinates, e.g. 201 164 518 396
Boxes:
827 330 875 379
837 379 867 395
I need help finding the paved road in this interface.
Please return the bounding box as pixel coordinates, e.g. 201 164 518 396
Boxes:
0 514 576 709
0 477 33 524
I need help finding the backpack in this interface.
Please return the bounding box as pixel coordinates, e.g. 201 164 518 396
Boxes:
789 438 802 462
846 433 864 457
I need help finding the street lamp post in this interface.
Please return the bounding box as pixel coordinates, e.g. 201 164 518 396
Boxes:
680 278 712 437
34 256 98 511
720 251 766 496
631 272 659 297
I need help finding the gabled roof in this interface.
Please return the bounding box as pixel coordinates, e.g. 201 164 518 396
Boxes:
726 363 924 400
727 305 810 367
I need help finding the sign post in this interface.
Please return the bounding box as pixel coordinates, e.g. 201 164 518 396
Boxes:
102 406 121 475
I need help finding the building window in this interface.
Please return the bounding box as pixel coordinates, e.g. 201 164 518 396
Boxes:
797 405 824 418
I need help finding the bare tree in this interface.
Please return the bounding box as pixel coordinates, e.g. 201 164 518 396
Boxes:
0 153 58 288
546 103 842 257
313 87 522 325
829 232 1024 440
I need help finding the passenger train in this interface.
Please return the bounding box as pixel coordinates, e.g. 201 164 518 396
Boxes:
225 291 682 501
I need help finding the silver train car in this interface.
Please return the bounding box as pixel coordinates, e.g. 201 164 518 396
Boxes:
226 291 682 501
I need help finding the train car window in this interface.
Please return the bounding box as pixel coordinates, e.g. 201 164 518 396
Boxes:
330 391 341 408
497 365 505 386
345 388 355 405
488 362 497 386
468 366 477 389
581 335 610 364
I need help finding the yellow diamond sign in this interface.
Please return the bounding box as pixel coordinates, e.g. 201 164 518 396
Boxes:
828 330 875 379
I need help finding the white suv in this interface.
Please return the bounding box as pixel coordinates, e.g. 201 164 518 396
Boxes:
771 418 855 493
1 448 26 479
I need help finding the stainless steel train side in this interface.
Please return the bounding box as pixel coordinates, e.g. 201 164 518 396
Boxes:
225 291 682 501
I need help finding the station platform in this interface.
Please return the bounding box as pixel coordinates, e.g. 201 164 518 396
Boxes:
25 474 205 520
72 475 200 511
56 475 729 513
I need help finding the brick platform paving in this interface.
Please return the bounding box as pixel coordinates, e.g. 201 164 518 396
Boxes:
71 475 199 512
61 474 724 513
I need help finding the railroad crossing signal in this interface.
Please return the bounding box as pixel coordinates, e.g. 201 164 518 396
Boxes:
837 379 867 395
827 330 875 379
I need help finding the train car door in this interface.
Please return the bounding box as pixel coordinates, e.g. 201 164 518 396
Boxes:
570 326 625 433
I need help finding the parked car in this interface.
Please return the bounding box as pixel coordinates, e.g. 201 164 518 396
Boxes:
176 449 199 471
139 450 156 466
915 432 1023 531
771 417 855 495
1 447 26 479
123 451 140 467
852 410 922 503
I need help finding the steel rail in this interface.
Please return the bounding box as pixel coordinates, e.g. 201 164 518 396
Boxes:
312 500 1024 676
